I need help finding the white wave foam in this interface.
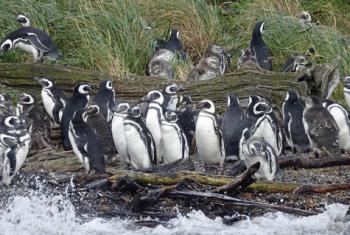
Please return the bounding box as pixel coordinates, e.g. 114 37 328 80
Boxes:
0 193 349 235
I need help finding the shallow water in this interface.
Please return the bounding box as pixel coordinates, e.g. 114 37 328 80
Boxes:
0 190 349 235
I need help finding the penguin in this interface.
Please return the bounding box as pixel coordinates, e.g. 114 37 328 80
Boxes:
249 22 272 71
177 95 196 154
322 100 350 151
282 54 312 72
237 48 261 70
239 133 278 181
92 80 116 122
68 108 106 173
161 110 189 164
16 92 51 150
16 14 30 27
282 90 310 153
0 133 19 186
111 102 130 164
60 83 91 150
221 94 246 160
297 11 312 24
342 76 350 109
0 93 14 115
146 49 175 80
302 96 340 156
85 103 116 160
124 106 156 169
145 90 165 163
250 99 284 156
37 77 68 126
162 83 184 111
187 44 229 81
195 99 225 166
0 23 62 62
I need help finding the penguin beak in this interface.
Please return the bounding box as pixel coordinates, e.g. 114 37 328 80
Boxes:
139 94 149 102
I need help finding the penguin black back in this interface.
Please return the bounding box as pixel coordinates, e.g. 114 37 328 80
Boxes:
60 83 91 150
92 80 116 122
249 22 272 71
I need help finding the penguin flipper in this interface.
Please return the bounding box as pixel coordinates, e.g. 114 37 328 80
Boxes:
53 103 63 124
7 148 17 176
26 33 50 52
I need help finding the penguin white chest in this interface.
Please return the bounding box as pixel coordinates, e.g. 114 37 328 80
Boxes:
253 116 279 154
68 124 89 171
161 124 183 163
41 89 55 120
15 42 39 60
111 115 128 163
15 134 31 173
146 107 162 159
195 114 222 164
328 106 350 150
124 124 151 169
344 89 350 109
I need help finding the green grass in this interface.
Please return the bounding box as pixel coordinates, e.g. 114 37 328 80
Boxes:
0 0 349 86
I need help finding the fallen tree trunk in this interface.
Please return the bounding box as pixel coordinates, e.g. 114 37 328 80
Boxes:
278 154 350 169
0 63 307 108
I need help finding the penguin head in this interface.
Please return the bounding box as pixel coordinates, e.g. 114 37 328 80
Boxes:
247 95 263 115
16 14 30 27
227 94 239 107
113 102 130 114
252 101 271 116
208 44 224 55
18 93 35 105
4 116 20 129
86 104 100 117
253 22 265 37
298 11 312 23
0 93 10 103
127 106 142 118
179 95 192 105
37 77 54 88
197 99 215 113
100 80 113 90
305 95 321 108
75 83 91 95
163 83 184 95
342 76 350 89
169 29 180 40
285 90 299 102
164 110 178 122
146 90 164 105
0 39 13 52
0 133 18 148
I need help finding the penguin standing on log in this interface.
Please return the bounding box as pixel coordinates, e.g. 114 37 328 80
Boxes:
249 22 272 71
68 108 106 173
124 106 156 169
282 90 310 153
302 96 340 156
60 83 91 150
37 77 67 127
16 92 51 150
322 100 350 152
145 90 165 163
195 99 225 167
92 80 116 122
111 102 130 164
221 94 246 160
161 110 189 164
0 16 62 62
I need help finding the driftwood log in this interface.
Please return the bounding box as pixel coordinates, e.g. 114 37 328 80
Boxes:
0 63 308 109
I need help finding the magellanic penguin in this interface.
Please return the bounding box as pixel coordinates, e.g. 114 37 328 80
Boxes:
60 83 91 150
322 100 350 151
177 95 196 154
124 106 156 169
16 15 30 27
146 49 175 80
162 83 184 111
145 90 165 163
161 110 189 164
68 108 106 173
187 44 229 81
155 28 187 60
239 133 278 181
85 103 116 161
16 92 51 150
282 54 312 72
0 21 62 62
303 96 340 156
195 100 225 167
111 102 130 164
282 90 310 153
250 99 284 156
237 48 261 71
342 76 350 109
92 80 116 122
37 77 68 126
221 94 246 160
0 93 15 116
0 133 20 186
297 11 312 24
249 22 272 71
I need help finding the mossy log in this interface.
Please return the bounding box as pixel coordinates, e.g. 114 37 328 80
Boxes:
0 63 307 109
